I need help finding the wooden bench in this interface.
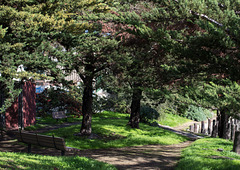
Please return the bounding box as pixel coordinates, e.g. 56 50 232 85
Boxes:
15 131 75 156
0 130 3 138
52 111 68 121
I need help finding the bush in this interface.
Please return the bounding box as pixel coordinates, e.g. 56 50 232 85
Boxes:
140 106 160 123
183 105 209 121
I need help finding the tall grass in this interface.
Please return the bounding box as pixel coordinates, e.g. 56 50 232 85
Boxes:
157 113 191 127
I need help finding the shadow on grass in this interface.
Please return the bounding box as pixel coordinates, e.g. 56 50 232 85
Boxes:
0 151 116 170
43 116 188 150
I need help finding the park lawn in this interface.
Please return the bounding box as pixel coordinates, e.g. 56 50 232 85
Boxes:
0 151 116 170
176 138 240 170
25 115 82 131
157 113 191 127
43 111 189 150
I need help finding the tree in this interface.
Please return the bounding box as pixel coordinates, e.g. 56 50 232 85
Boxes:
175 0 240 139
109 0 198 128
46 1 131 135
0 0 114 124
62 32 125 135
0 0 60 112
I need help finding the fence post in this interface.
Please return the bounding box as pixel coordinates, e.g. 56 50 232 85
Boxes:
233 131 240 154
194 123 198 133
189 125 194 132
236 124 239 132
208 119 212 136
225 121 231 140
212 120 218 138
201 121 205 134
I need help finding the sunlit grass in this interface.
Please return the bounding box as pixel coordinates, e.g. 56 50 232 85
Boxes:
43 111 188 150
176 138 240 170
0 151 116 170
157 113 191 127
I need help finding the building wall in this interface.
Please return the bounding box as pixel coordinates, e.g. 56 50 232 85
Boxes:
23 81 36 127
5 81 36 130
5 97 19 130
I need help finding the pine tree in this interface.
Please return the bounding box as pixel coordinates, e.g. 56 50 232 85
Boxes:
0 0 113 115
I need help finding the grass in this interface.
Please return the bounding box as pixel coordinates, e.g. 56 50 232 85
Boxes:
0 151 116 170
24 115 82 131
42 111 189 150
176 137 240 170
157 113 191 127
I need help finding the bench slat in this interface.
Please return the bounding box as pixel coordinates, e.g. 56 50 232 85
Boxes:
15 132 67 151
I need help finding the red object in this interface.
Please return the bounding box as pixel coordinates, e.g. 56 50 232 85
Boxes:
5 81 36 130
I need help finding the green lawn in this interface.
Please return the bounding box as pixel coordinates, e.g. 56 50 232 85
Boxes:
0 151 116 170
157 113 191 127
42 111 188 150
176 138 240 170
25 115 82 131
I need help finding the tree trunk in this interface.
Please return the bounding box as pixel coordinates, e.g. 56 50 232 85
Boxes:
128 86 142 129
80 76 93 136
218 108 230 139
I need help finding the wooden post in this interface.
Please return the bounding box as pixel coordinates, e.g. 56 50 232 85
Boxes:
225 122 231 140
234 119 238 125
236 124 239 132
212 120 218 138
201 121 205 134
208 119 212 135
197 124 200 133
194 123 198 133
28 144 32 153
189 125 194 132
233 131 240 154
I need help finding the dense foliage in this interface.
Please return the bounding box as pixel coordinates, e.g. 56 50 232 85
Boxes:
183 105 213 121
1 0 240 135
140 105 160 123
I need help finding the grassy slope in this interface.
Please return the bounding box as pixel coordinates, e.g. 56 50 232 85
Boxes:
157 113 191 127
43 111 188 149
176 138 240 170
0 151 116 170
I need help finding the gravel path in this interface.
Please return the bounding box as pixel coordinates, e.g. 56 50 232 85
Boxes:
0 120 200 170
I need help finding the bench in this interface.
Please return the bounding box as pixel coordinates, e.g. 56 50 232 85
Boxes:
52 111 68 121
0 130 3 138
15 131 75 156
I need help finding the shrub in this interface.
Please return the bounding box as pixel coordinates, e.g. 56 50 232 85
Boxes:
140 105 160 123
183 105 208 121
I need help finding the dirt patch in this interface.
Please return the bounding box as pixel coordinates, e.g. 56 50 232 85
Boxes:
73 141 193 170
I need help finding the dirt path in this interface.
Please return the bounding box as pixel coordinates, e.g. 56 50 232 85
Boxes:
73 141 193 170
0 121 200 170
